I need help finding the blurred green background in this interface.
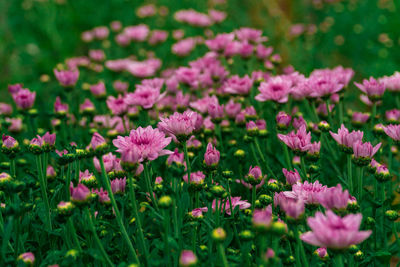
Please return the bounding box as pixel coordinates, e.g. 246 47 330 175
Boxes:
1 0 399 93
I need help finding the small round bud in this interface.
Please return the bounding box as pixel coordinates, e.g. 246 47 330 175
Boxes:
365 217 375 227
179 250 197 267
158 195 172 209
212 227 226 242
259 194 273 205
210 185 225 198
234 149 246 158
17 252 35 266
318 121 330 132
239 230 254 241
271 221 287 235
348 245 359 254
354 250 364 261
65 249 79 260
385 210 399 221
222 170 233 178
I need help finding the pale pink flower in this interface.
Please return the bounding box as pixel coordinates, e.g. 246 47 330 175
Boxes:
158 111 198 142
301 210 371 249
255 76 292 103
12 88 36 110
54 69 79 87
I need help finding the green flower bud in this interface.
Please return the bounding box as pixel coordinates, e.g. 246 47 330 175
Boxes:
212 227 226 242
158 195 172 209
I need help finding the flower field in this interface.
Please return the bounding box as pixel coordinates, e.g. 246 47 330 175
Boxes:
1 0 400 266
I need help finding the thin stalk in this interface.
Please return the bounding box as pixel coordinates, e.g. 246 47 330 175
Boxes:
183 142 192 184
163 210 171 267
128 174 149 265
67 218 82 253
66 163 71 200
300 157 307 179
10 158 16 178
217 243 229 267
339 101 344 125
36 155 52 231
371 102 377 127
144 162 158 210
254 138 276 177
84 207 114 267
358 167 364 201
334 253 344 267
99 158 140 264
251 186 256 211
294 225 309 267
325 99 333 126
380 182 386 248
283 145 292 169
347 155 353 194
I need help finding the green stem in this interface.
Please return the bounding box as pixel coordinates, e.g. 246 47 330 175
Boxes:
84 207 114 267
128 174 149 265
99 158 140 264
371 102 377 127
66 163 71 200
251 186 256 211
294 225 309 267
67 218 82 253
339 101 344 125
325 99 333 127
358 167 364 201
10 158 16 178
144 162 158 210
254 138 276 178
347 155 353 194
183 142 192 184
36 155 52 231
163 210 171 267
334 253 344 267
218 243 229 267
283 145 292 169
300 157 307 179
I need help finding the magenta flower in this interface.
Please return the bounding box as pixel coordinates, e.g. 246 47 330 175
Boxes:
79 170 96 183
330 124 363 152
301 210 371 249
207 102 224 121
183 171 205 185
113 126 172 162
190 207 208 218
172 38 197 56
204 143 220 167
126 84 164 109
90 132 107 151
283 181 328 205
0 103 12 115
352 112 370 125
252 205 273 229
80 98 95 114
70 183 91 203
17 252 35 265
276 111 291 129
281 199 305 219
352 141 381 159
106 95 128 115
90 81 106 97
277 125 312 154
111 177 126 194
179 250 198 267
282 168 301 185
93 153 118 173
2 135 18 149
379 71 400 92
166 148 186 167
92 188 110 204
223 75 253 95
12 88 36 110
213 196 251 215
54 97 69 115
384 124 400 141
158 110 198 142
307 76 344 98
8 83 23 94
317 184 350 210
354 77 385 100
54 69 79 87
225 99 242 118
255 76 291 103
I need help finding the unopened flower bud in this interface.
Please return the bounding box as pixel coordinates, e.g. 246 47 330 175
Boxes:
239 230 254 241
318 121 330 132
158 195 172 209
212 227 226 242
179 250 197 267
385 210 399 221
354 250 364 261
234 149 245 158
17 252 35 266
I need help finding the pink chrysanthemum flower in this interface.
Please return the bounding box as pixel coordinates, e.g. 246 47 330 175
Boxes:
330 124 363 152
255 76 292 103
113 126 172 162
354 77 385 101
54 69 79 87
301 210 371 249
12 88 36 110
277 125 312 154
384 124 400 141
158 110 199 142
